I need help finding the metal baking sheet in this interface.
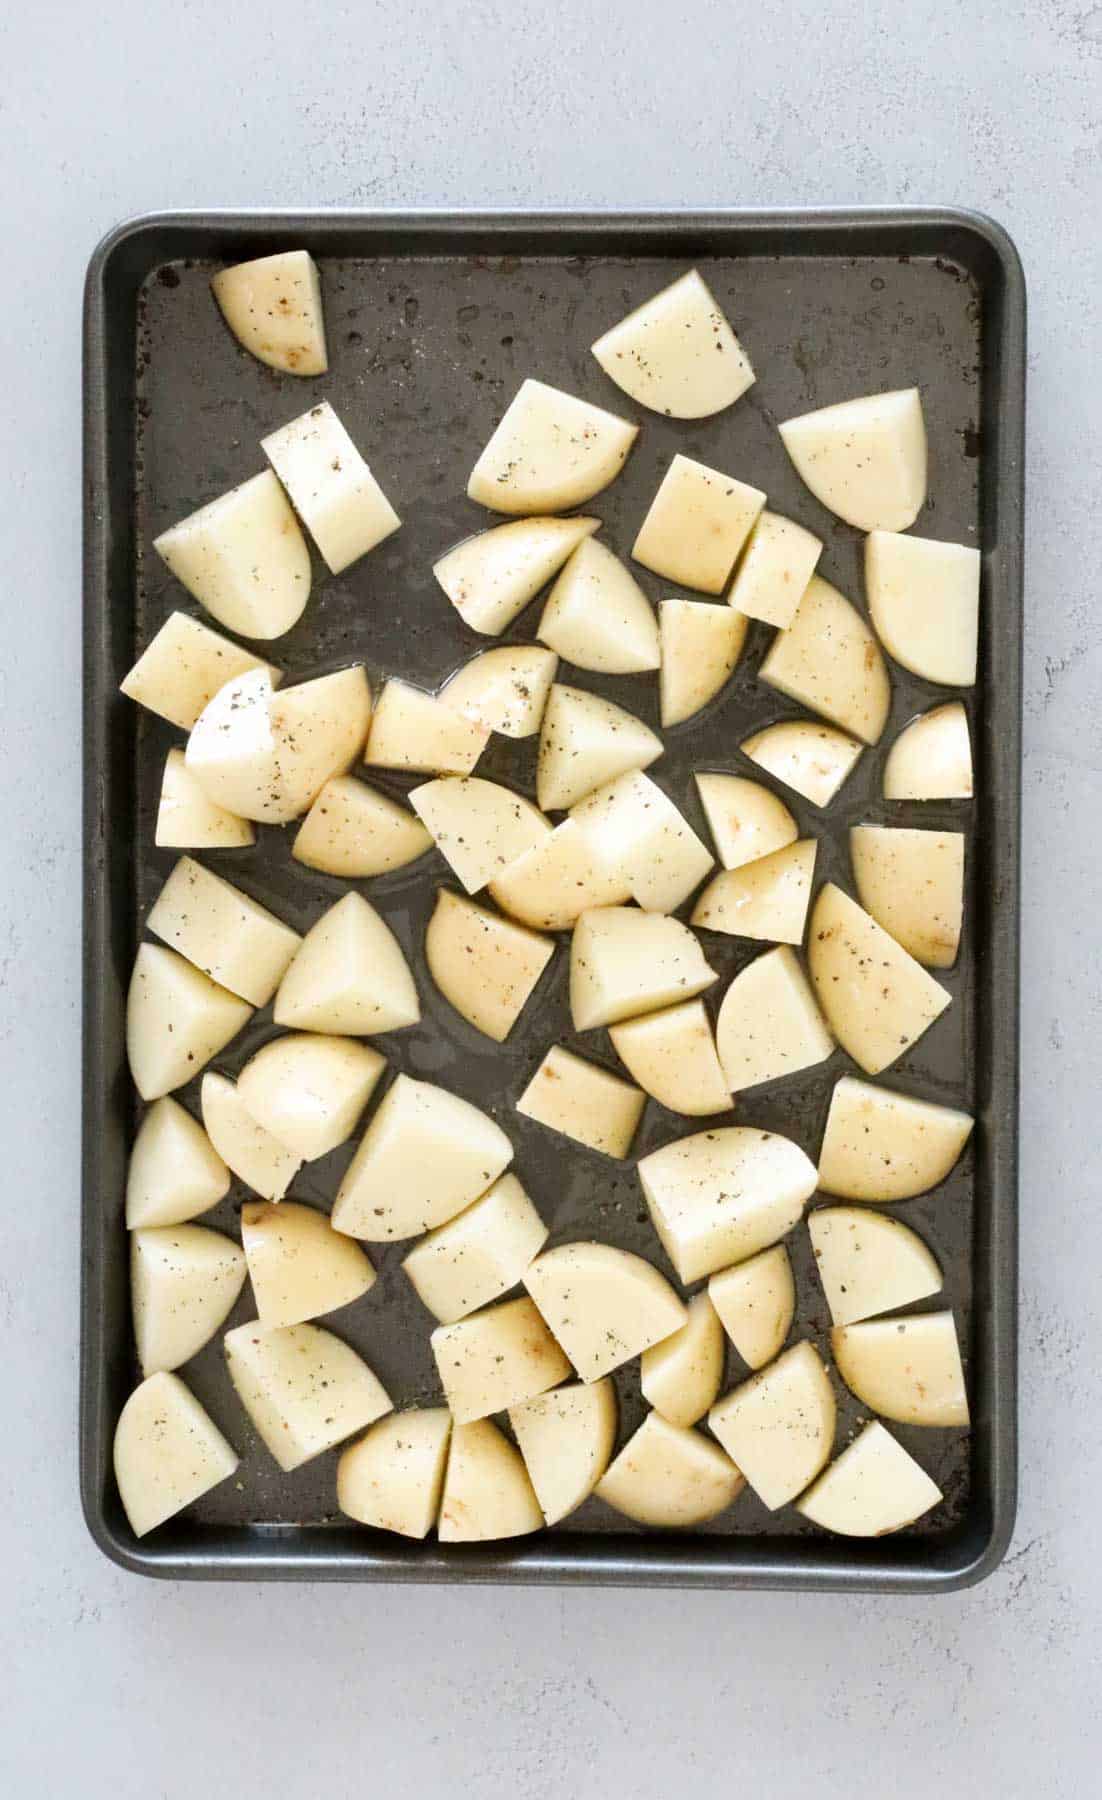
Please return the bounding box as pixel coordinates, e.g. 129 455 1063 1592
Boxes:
83 209 1023 1590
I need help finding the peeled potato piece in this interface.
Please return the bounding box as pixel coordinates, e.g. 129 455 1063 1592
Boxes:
571 905 716 1030
638 1125 817 1284
709 1245 795 1371
538 538 660 674
570 770 714 913
363 679 489 776
832 1310 969 1427
591 268 754 418
236 1034 385 1161
131 1225 246 1376
114 1372 238 1538
525 1241 686 1382
274 892 419 1036
809 1206 942 1327
659 599 747 727
127 945 253 1102
425 889 554 1043
126 1096 230 1229
741 720 862 808
640 1291 725 1426
211 250 327 376
292 775 431 877
866 530 980 686
468 378 638 515
633 455 765 594
241 1201 375 1328
120 612 280 732
517 1046 645 1160
154 471 311 640
403 1173 547 1323
200 1072 302 1201
409 777 551 895
332 1073 513 1241
795 1419 942 1536
596 1413 744 1527
187 665 372 824
807 884 952 1075
779 388 927 532
850 824 964 969
262 402 401 574
693 773 797 872
727 510 822 629
510 1380 617 1524
817 1076 974 1203
715 945 833 1093
489 819 632 930
434 515 600 634
691 839 817 945
883 702 973 800
439 645 558 738
536 683 662 812
431 1295 571 1423
760 576 891 745
147 856 300 1007
337 1408 452 1538
156 749 255 849
709 1341 836 1510
224 1321 391 1471
610 999 730 1116
438 1418 543 1542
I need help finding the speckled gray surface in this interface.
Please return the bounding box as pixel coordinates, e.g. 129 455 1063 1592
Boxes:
3 0 1100 1791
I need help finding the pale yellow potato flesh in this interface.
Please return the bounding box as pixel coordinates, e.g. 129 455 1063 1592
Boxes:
363 679 489 776
693 772 798 871
156 748 255 849
292 776 431 877
727 509 822 629
536 682 662 812
154 470 311 640
262 402 401 574
431 1295 571 1423
437 1418 543 1542
817 1076 974 1203
337 1408 452 1538
691 838 817 944
638 1125 818 1284
187 665 372 824
570 904 716 1031
200 1072 302 1201
274 892 420 1036
779 388 927 531
570 769 714 913
632 455 765 594
439 645 558 738
489 819 633 930
590 268 755 418
146 856 301 1006
807 884 952 1074
516 1047 645 1161
596 1412 744 1527
809 1206 942 1327
715 944 833 1093
524 1241 686 1382
741 719 863 808
609 999 730 1116
120 612 280 732
850 824 965 968
403 1173 548 1323
832 1310 969 1427
640 1291 726 1426
114 1372 238 1538
759 575 891 745
467 379 638 515
883 702 973 800
659 598 748 727
125 1096 230 1229
127 945 252 1102
211 250 327 375
425 889 554 1043
131 1225 247 1376
409 776 551 895
708 1341 836 1509
224 1322 391 1472
866 529 980 685
241 1201 376 1329
236 1034 386 1161
795 1420 942 1536
709 1245 796 1371
538 538 661 673
434 516 601 635
509 1380 617 1524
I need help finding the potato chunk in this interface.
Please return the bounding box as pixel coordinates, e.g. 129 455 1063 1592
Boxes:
850 824 965 968
403 1173 548 1323
709 1341 835 1509
609 999 730 1116
468 378 638 514
127 945 252 1102
741 719 862 808
409 776 551 894
596 1413 744 1526
516 1047 645 1160
709 1245 795 1371
760 575 890 744
779 388 927 531
570 770 714 913
224 1322 391 1471
200 1072 302 1201
156 749 255 849
538 539 660 674
866 530 980 685
125 1096 230 1229
537 683 662 812
363 679 489 776
425 889 554 1043
337 1408 452 1538
438 1419 543 1542
509 1381 617 1524
146 856 301 1006
262 402 400 573
434 515 601 634
658 599 747 727
570 905 716 1030
489 819 632 930
816 1076 974 1202
809 1207 942 1327
236 1034 385 1160
795 1420 942 1536
524 1242 686 1381
715 944 833 1093
727 510 822 629
241 1201 376 1328
187 665 372 824
633 455 765 594
154 471 311 639
640 1292 725 1426
431 1295 571 1422
883 702 973 800
590 268 754 417
807 883 952 1074
120 612 279 732
131 1225 246 1376
211 250 327 375
274 892 419 1036
114 1372 237 1538
832 1309 969 1426
691 839 817 944
693 773 797 871
439 645 558 738
638 1125 817 1284
292 776 431 877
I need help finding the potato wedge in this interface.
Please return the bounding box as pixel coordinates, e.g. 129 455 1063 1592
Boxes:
262 402 400 573
609 999 730 1116
509 1380 617 1524
467 378 637 514
156 748 255 849
434 515 601 634
537 683 662 812
659 599 747 727
715 944 833 1093
817 1076 974 1202
439 645 558 738
241 1200 376 1328
832 1310 969 1427
727 510 822 629
489 819 632 930
538 538 660 673
425 889 554 1042
131 1225 247 1376
795 1420 942 1536
596 1413 744 1526
146 856 301 1006
120 612 280 732
883 702 973 800
211 250 327 376
708 1245 795 1370
570 905 716 1030
807 884 952 1074
633 455 765 594
638 1126 817 1284
114 1372 238 1538
525 1241 686 1381
154 471 311 640
438 1418 543 1542
691 838 816 944
590 268 754 418
809 1206 942 1327
866 530 980 685
363 678 489 776
570 770 714 913
431 1295 571 1422
403 1173 548 1323
516 1047 645 1160
274 892 420 1035
693 773 797 871
187 665 372 824
779 388 927 531
236 1034 385 1161
640 1291 725 1426
224 1321 391 1471
741 720 862 808
709 1341 835 1509
127 945 252 1102
200 1072 302 1201
292 775 431 877
337 1408 452 1538
409 776 551 894
126 1096 230 1229
760 576 890 745
850 824 965 968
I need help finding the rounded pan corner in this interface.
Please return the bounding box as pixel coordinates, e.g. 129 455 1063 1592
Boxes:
79 1476 168 1580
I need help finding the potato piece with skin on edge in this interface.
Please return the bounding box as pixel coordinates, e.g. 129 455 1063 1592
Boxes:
570 905 717 1031
832 1310 969 1427
114 1372 238 1539
467 378 638 515
241 1201 376 1328
363 678 489 776
659 599 748 728
409 776 551 896
131 1226 247 1376
817 1076 974 1203
431 1295 571 1423
609 999 731 1117
693 773 797 872
640 1291 725 1426
809 1207 942 1327
638 1126 817 1285
795 1420 942 1537
715 945 833 1094
850 824 965 969
438 1418 543 1543
883 702 973 800
709 1245 796 1371
866 529 980 686
120 612 281 732
691 838 817 945
211 249 327 375
262 402 401 574
727 509 822 629
633 455 765 594
779 388 927 532
236 1034 386 1161
425 889 554 1044
434 515 601 634
590 268 755 418
146 856 301 1007
126 1096 230 1229
708 1340 836 1510
569 769 714 914
489 819 633 930
403 1174 548 1324
154 471 311 641
536 683 662 812
596 1413 745 1527
439 645 558 738
524 1241 687 1383
760 574 891 746
200 1072 302 1201
510 1380 617 1525
292 776 431 877
156 748 255 849
224 1321 391 1472
538 538 661 674
127 944 253 1102
807 883 952 1075
741 719 863 808
516 1046 645 1161
274 891 419 1036
337 1408 452 1538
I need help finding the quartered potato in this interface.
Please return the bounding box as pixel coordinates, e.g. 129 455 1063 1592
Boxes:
638 1126 818 1284
114 1372 238 1538
431 1295 571 1423
489 819 632 930
516 1046 645 1160
425 889 554 1043
154 471 311 640
438 1418 543 1543
332 1073 513 1241
779 388 927 531
211 250 327 376
727 510 822 629
467 378 638 514
640 1291 726 1427
439 645 558 738
509 1380 617 1525
120 611 280 732
538 538 661 674
200 1072 302 1201
262 402 401 574
817 1076 974 1202
403 1173 548 1323
187 665 372 824
409 776 551 894
609 999 730 1116
236 1034 386 1161
807 884 952 1074
596 1412 744 1527
241 1201 376 1328
570 905 716 1030
795 1420 942 1536
127 945 252 1102
715 944 833 1092
693 772 797 871
434 515 601 635
832 1310 969 1427
363 678 490 775
850 824 965 968
709 1245 795 1371
709 1341 836 1509
691 838 817 944
760 575 891 745
809 1206 942 1327
224 1321 391 1471
658 599 747 727
292 775 431 877
536 683 662 812
156 748 255 849
570 769 714 913
146 856 301 1006
883 702 973 800
866 530 980 686
274 892 420 1036
525 1241 686 1382
337 1408 452 1538
741 719 863 808
125 1096 230 1229
131 1225 246 1376
590 268 754 417
632 455 765 594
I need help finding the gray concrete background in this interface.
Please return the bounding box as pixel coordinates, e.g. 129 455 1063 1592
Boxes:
2 0 1098 1791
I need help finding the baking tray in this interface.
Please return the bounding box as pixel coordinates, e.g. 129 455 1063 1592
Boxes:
82 209 1024 1590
